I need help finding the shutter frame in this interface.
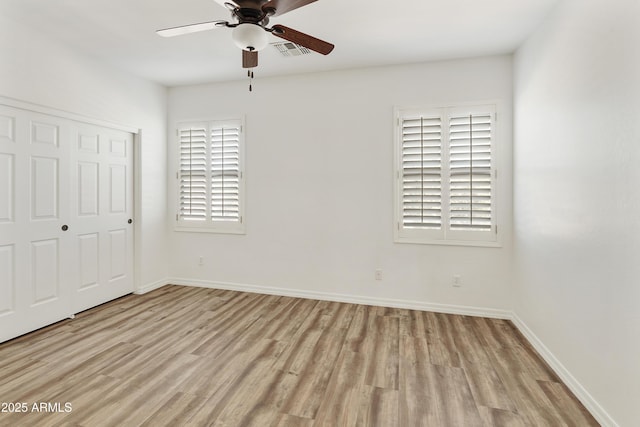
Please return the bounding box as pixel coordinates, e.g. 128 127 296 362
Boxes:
394 104 498 246
175 118 245 234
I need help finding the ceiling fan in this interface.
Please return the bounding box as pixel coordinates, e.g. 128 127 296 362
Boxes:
156 0 335 70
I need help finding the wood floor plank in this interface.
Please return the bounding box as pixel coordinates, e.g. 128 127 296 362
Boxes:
491 370 571 426
425 311 463 367
362 315 399 390
450 316 517 412
1 374 121 427
184 338 286 425
0 285 599 426
344 305 374 353
280 329 348 419
1 341 140 402
272 414 315 427
139 391 210 427
207 353 290 426
477 406 526 427
313 349 367 426
470 317 521 350
355 385 399 427
537 380 600 427
257 297 315 342
399 309 429 339
0 327 74 362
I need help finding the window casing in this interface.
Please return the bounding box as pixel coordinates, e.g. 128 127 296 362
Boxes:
394 104 498 246
176 119 245 234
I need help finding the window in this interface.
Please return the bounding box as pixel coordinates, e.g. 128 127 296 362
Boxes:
394 104 498 245
176 119 245 234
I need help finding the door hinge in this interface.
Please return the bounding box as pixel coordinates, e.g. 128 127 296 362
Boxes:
176 213 179 221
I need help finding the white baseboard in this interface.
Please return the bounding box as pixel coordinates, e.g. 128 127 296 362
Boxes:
135 278 170 295
510 313 618 427
168 277 512 320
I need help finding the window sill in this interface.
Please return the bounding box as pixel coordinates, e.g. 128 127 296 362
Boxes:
394 236 502 248
174 225 246 235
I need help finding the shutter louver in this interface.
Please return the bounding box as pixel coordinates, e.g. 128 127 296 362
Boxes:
211 125 241 222
179 126 208 221
448 113 492 231
401 116 442 229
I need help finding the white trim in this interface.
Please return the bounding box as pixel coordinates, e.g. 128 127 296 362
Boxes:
167 278 512 319
133 131 142 295
0 95 139 134
394 237 502 248
135 278 171 295
510 313 619 427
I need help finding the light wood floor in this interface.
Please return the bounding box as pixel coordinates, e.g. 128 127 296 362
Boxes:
0 285 598 427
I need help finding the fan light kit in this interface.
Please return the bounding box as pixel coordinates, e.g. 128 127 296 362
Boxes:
232 23 268 51
157 0 335 91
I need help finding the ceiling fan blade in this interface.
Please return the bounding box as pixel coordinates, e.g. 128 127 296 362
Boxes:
262 0 317 16
242 50 258 68
271 24 334 55
156 21 226 38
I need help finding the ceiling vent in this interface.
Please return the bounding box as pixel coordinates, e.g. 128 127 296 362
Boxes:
271 42 311 57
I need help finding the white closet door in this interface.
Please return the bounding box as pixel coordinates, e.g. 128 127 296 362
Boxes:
72 123 134 313
0 104 135 343
0 106 74 342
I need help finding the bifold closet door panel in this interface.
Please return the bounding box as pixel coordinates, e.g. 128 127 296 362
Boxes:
0 106 74 343
72 122 134 314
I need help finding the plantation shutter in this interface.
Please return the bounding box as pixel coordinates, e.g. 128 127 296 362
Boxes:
448 112 493 231
179 124 208 221
401 115 442 229
176 119 244 232
211 124 241 222
395 105 497 244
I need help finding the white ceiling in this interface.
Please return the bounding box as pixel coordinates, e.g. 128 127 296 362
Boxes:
2 0 560 87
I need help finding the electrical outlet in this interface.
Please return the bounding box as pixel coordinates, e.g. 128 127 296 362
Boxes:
198 256 204 266
453 275 462 287
375 269 383 281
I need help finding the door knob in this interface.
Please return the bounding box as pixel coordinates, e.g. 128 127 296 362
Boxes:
128 219 133 224
61 224 69 231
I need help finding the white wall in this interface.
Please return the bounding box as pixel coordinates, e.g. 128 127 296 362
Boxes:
513 0 640 425
0 16 169 291
3 1 634 422
168 56 514 313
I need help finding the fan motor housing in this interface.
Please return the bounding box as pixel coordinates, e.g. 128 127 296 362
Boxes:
236 7 268 25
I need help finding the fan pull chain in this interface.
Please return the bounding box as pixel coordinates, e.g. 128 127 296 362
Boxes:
248 70 254 92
